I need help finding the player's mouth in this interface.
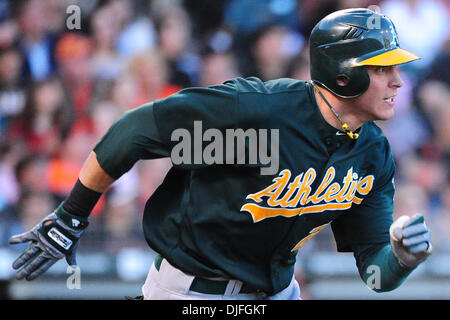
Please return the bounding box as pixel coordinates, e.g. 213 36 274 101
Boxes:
383 95 396 106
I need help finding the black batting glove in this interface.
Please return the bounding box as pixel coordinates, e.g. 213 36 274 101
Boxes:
9 204 88 281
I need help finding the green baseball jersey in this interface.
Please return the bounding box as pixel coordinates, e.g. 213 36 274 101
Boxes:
94 77 395 294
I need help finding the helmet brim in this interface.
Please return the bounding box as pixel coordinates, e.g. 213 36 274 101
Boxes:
351 48 420 67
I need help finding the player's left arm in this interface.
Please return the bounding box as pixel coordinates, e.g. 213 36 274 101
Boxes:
332 138 432 292
352 214 432 292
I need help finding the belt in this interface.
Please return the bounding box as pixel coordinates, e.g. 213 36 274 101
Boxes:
154 254 257 295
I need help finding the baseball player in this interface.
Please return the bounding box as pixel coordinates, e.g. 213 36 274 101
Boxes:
9 8 432 300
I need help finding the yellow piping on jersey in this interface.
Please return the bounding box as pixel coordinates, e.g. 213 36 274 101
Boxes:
241 167 372 223
241 202 359 223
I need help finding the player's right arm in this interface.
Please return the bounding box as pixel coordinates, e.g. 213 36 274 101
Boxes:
9 82 239 280
8 103 166 281
78 151 115 193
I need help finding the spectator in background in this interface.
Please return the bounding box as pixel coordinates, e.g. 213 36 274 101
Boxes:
47 121 95 202
109 73 138 114
420 39 450 88
417 79 450 162
9 77 72 157
44 0 66 34
434 185 450 250
0 17 19 49
287 48 310 81
0 144 20 244
199 50 240 87
0 45 26 135
127 50 182 108
434 105 450 159
247 24 301 80
16 0 59 81
90 3 124 82
398 155 447 218
154 2 200 87
394 182 429 219
416 39 450 153
0 143 18 196
55 33 93 119
14 154 49 196
113 0 156 58
0 0 12 23
90 100 121 142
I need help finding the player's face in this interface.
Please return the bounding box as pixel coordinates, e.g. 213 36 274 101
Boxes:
351 65 403 122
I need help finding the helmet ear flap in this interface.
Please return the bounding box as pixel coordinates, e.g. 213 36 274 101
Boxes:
310 38 372 98
340 66 371 98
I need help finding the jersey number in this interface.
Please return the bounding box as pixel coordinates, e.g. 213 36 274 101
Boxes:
291 223 329 251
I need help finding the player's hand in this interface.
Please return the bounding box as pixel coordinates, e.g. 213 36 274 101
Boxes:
8 204 88 281
389 214 432 269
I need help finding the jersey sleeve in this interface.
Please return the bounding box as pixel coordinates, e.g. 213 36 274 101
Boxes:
93 103 171 179
93 81 239 178
152 81 239 168
153 81 238 145
331 140 395 252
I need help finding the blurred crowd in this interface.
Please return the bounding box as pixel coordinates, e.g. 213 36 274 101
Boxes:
0 0 449 258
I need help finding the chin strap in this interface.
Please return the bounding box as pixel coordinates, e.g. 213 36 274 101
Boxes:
313 83 359 140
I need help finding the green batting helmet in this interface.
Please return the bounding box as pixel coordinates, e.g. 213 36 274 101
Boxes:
309 8 419 98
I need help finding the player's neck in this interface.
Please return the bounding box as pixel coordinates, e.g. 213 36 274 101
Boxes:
313 86 364 131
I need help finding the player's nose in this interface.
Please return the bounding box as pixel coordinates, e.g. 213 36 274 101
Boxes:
389 66 403 89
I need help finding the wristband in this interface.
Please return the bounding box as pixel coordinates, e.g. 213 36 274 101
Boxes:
55 204 89 230
62 179 102 218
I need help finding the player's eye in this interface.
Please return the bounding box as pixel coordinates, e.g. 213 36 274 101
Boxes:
376 66 395 73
